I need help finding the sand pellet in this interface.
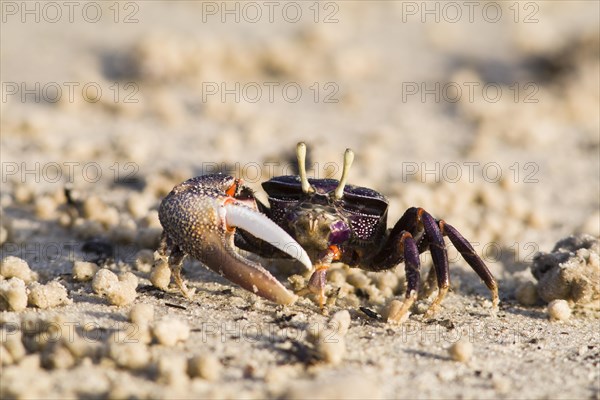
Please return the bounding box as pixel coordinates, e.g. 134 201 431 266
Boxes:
151 258 171 290
107 284 137 306
13 184 34 204
448 338 473 363
493 375 512 394
0 278 28 311
1 256 38 283
152 318 190 346
82 196 105 219
127 193 153 218
61 332 96 359
328 310 351 336
72 261 99 282
143 210 162 229
0 225 8 245
346 271 370 289
158 354 189 385
129 303 155 326
34 196 57 219
309 310 351 365
92 269 138 306
547 299 572 321
27 281 71 309
92 269 119 295
188 354 222 381
1 328 26 363
127 303 154 344
108 341 150 370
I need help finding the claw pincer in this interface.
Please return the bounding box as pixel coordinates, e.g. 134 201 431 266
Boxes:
158 174 312 305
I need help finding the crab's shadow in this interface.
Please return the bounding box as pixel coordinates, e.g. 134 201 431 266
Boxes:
501 302 547 320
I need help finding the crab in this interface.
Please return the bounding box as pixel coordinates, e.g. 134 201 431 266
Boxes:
157 143 499 322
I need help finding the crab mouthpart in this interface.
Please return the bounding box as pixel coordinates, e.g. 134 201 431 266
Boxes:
224 203 313 271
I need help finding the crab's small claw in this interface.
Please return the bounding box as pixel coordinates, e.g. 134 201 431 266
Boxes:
158 175 313 305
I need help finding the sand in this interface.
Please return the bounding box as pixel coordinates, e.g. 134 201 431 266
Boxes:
1 1 599 399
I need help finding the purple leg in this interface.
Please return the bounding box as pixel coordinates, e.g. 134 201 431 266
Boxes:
387 232 421 322
439 221 499 308
371 207 499 322
417 209 450 316
403 232 421 297
370 207 420 270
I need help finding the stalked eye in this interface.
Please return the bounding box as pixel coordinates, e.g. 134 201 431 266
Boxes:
262 176 306 200
340 190 388 216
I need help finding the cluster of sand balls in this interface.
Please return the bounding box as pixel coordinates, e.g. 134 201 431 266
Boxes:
0 256 71 311
288 266 402 313
532 234 599 306
72 192 164 249
0 306 222 398
513 234 599 321
107 305 220 384
3 179 167 251
91 268 139 307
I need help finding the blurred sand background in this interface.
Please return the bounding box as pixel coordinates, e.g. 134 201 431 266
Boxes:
1 1 599 399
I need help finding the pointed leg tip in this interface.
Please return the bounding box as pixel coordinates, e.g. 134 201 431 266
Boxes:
386 298 413 324
387 311 411 325
176 281 195 299
424 286 448 318
424 305 438 319
182 287 196 299
491 289 500 316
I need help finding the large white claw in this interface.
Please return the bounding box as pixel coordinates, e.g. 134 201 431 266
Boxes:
224 203 313 272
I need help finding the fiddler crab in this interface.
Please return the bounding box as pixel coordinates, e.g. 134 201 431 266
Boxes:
157 143 499 322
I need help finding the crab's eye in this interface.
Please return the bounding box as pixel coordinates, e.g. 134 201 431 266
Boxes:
341 195 387 216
